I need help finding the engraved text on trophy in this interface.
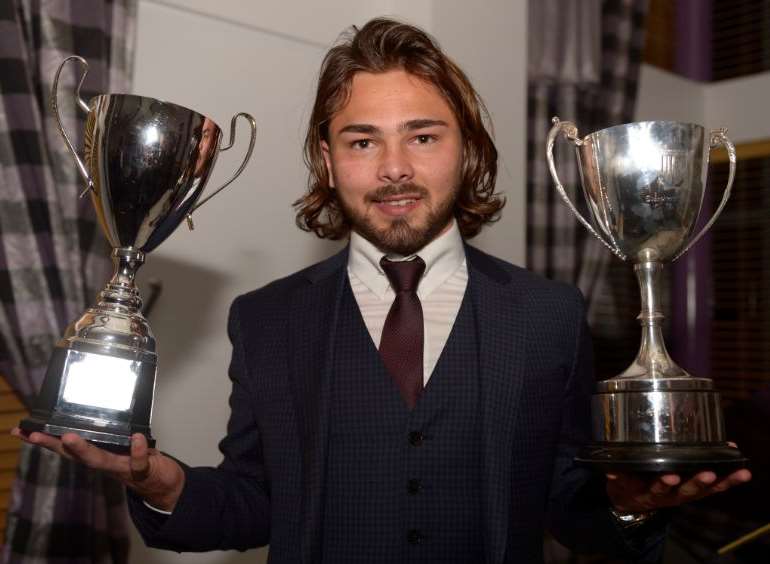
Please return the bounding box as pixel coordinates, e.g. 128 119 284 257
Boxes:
641 150 686 208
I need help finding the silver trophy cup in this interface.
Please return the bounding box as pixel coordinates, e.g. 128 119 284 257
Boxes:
19 56 257 452
547 117 748 472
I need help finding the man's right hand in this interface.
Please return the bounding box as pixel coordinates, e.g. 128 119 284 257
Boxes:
11 429 185 512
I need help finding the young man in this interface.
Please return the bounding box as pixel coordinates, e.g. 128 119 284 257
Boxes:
17 18 750 563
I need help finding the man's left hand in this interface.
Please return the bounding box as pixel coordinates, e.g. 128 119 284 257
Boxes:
606 467 752 513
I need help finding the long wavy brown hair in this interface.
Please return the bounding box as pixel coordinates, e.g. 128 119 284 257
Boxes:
294 17 504 240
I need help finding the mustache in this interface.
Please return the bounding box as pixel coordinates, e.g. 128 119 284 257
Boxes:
365 183 429 203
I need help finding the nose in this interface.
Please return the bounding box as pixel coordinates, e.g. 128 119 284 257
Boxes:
377 142 414 184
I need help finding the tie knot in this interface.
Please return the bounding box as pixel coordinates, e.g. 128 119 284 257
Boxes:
380 256 426 293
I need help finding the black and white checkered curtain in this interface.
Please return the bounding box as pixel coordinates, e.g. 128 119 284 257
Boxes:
527 0 647 324
0 1 136 562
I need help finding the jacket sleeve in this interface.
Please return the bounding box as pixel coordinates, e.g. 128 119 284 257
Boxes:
545 288 668 562
128 295 271 551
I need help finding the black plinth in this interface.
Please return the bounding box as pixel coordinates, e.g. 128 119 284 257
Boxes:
19 345 157 454
575 443 749 474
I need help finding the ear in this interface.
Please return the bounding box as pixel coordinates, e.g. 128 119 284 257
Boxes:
321 140 335 188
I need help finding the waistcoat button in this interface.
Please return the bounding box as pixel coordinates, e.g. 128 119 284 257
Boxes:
408 431 424 446
407 529 423 545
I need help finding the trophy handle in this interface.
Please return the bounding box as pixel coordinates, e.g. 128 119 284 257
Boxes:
672 128 736 261
186 112 257 230
51 55 94 198
546 117 627 261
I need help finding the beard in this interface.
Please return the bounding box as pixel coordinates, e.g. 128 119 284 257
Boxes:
338 182 458 255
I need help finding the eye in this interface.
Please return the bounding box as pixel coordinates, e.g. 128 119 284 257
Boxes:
351 138 373 149
414 134 437 144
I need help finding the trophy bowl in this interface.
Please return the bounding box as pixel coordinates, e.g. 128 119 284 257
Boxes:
547 118 748 473
19 56 257 452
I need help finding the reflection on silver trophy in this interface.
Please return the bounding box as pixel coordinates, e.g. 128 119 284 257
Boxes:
19 56 257 451
547 117 748 472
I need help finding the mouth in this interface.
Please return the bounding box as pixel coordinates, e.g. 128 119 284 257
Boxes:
372 194 423 217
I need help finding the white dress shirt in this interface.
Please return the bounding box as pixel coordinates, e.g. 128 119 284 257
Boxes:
347 219 468 383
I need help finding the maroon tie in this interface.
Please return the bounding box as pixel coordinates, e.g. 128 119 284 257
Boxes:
379 256 426 409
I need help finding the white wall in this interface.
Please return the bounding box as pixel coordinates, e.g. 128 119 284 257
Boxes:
432 0 527 265
129 2 527 563
145 0 434 46
704 70 770 143
636 63 770 145
636 64 705 125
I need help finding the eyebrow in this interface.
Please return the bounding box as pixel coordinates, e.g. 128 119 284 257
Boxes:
401 118 448 131
337 118 449 136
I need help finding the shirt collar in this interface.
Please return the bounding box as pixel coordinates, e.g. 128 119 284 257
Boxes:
348 219 466 300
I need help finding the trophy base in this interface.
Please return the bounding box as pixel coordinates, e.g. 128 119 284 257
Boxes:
19 343 158 455
575 443 749 474
19 413 155 454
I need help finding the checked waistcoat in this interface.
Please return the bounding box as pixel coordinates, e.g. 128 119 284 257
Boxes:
321 277 483 563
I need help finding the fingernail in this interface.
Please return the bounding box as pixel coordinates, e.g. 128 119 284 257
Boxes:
663 475 680 486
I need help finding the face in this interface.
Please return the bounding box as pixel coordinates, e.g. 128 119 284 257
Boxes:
195 118 218 176
322 69 464 255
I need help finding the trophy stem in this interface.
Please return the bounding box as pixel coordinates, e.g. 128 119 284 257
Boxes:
619 260 689 380
98 248 145 313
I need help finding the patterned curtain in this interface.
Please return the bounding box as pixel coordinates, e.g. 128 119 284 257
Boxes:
527 0 649 381
0 1 136 562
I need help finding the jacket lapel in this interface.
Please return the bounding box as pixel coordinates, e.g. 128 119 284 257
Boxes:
287 247 348 564
466 245 529 564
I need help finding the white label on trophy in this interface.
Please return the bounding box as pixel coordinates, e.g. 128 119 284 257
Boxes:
62 353 139 411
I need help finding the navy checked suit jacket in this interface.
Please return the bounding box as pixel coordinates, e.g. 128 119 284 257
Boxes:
129 244 665 563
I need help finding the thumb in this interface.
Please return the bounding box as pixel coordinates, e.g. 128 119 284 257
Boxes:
129 433 151 483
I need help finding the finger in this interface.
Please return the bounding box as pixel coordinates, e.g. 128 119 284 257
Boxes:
129 433 151 482
660 473 681 486
650 474 679 496
626 474 680 510
24 431 73 459
678 471 717 497
60 433 124 473
606 472 645 491
732 468 752 482
709 469 752 493
25 431 61 448
10 427 33 445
